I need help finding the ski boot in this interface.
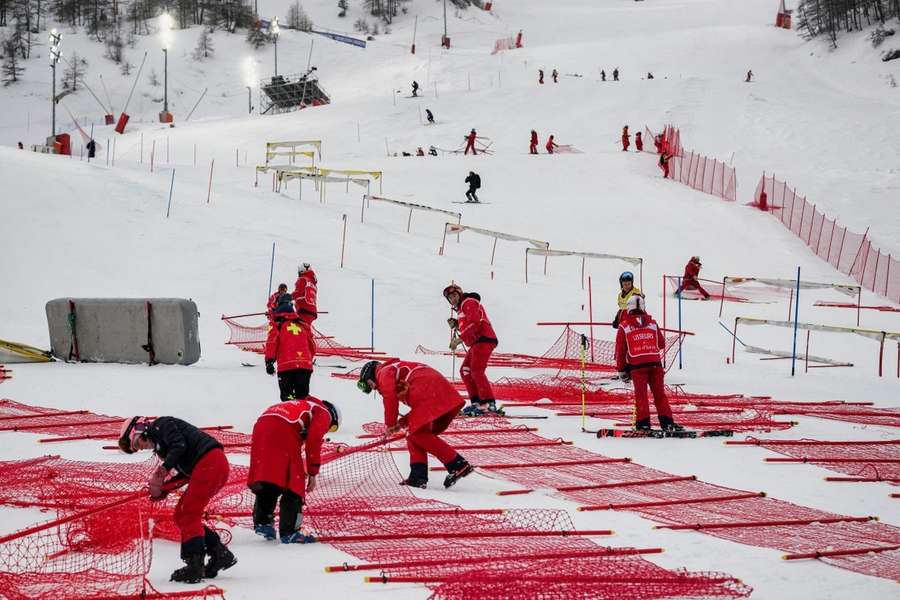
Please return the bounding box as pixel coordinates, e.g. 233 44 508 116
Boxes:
253 523 276 540
443 455 475 489
205 545 237 578
634 418 652 431
659 416 684 432
170 553 205 584
281 532 317 544
484 400 505 416
461 403 487 417
400 463 428 489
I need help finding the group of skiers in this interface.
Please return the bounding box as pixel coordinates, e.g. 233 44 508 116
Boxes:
538 68 560 84
530 130 561 154
600 68 619 82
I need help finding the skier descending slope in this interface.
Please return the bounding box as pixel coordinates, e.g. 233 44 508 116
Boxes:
615 296 682 432
357 360 474 488
464 171 481 203
444 283 501 416
119 416 237 583
247 397 340 543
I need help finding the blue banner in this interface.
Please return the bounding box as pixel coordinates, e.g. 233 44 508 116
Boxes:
312 30 366 48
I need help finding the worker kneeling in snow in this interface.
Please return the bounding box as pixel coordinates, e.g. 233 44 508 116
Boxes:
614 296 683 432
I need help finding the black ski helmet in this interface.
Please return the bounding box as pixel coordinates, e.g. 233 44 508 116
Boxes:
321 399 341 432
619 271 634 284
357 361 380 394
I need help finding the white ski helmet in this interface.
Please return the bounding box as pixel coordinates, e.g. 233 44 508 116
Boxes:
625 294 645 314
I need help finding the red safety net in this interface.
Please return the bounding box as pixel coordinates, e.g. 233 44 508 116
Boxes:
669 150 737 202
754 173 900 304
0 446 750 599
727 438 900 484
0 399 254 452
364 418 900 583
0 490 225 600
416 325 683 376
221 313 389 362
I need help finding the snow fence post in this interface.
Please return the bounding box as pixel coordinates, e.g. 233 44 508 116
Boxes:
165 169 175 218
791 267 801 376
371 279 375 350
340 214 348 268
206 159 214 204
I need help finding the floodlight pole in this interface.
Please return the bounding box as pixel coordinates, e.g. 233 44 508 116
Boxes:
51 62 57 136
247 86 252 113
163 48 168 113
443 0 447 40
272 18 280 77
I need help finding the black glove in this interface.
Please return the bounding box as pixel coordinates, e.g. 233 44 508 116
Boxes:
265 360 275 375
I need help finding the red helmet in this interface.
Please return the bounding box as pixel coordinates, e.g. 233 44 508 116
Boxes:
443 284 463 302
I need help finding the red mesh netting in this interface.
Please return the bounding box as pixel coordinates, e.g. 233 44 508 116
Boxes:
361 418 900 582
0 399 254 453
730 438 900 483
416 325 683 376
0 445 750 599
0 493 225 600
221 314 390 362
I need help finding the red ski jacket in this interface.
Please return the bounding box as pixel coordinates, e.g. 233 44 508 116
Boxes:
455 293 498 347
247 397 332 496
683 259 701 281
374 359 465 433
292 270 318 324
615 312 665 371
265 315 315 372
530 131 538 145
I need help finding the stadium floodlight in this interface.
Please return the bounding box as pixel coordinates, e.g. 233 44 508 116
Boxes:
272 17 280 76
48 29 62 137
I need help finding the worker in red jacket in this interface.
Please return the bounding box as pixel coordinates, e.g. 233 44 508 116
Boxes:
464 129 478 155
675 256 711 300
357 359 473 489
444 284 500 416
267 283 288 314
248 397 340 544
545 135 558 154
529 130 539 154
659 152 670 179
635 131 643 152
614 296 681 432
265 294 315 401
291 263 318 325
654 134 663 154
621 126 630 151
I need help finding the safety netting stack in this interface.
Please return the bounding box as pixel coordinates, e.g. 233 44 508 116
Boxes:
362 418 900 583
0 399 254 452
221 315 388 362
727 438 900 484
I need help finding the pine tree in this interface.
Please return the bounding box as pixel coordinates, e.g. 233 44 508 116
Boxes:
62 51 88 91
104 23 125 63
286 1 312 31
193 27 214 59
245 22 269 48
1 35 25 85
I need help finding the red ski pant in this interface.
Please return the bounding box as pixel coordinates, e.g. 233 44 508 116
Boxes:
631 367 673 423
407 409 458 465
678 278 710 298
461 342 496 402
636 141 643 152
622 139 629 151
173 448 230 544
529 143 538 154
464 141 477 155
661 163 670 178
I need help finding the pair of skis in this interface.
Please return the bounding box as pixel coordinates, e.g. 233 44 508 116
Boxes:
594 428 734 439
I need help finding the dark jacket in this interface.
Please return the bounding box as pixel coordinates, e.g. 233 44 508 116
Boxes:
465 173 481 190
147 416 222 476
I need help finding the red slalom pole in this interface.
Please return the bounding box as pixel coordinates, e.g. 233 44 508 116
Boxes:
327 547 663 573
316 529 614 543
0 409 88 422
366 574 737 585
579 491 765 512
783 545 900 561
498 475 697 497
0 417 123 433
654 515 876 531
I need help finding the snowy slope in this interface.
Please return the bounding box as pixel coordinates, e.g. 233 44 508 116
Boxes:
1 1 899 599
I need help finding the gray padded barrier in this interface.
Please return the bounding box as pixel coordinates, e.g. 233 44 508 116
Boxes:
46 298 200 365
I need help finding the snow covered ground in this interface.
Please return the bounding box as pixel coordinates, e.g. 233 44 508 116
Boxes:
1 1 899 598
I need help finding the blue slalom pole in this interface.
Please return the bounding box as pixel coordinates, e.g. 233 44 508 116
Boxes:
718 320 747 347
677 276 683 369
267 242 276 300
370 278 375 349
790 266 801 376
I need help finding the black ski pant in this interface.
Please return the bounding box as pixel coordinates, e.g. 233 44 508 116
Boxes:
277 368 312 401
465 187 479 202
251 482 304 537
